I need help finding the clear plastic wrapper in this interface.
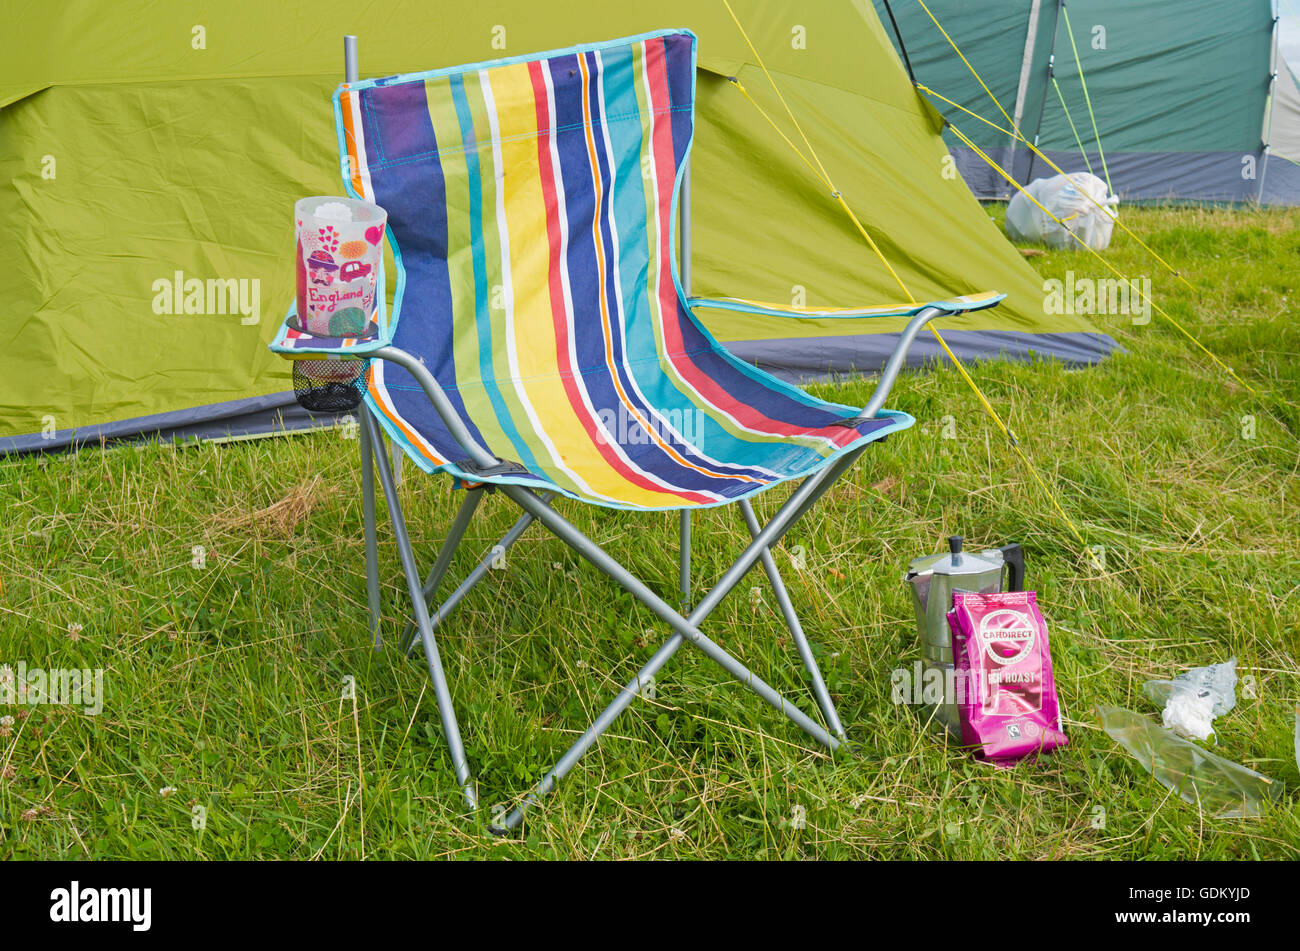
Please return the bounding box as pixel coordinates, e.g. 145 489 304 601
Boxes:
1098 705 1284 818
1142 657 1237 741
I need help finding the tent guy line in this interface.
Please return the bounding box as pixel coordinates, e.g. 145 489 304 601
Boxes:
722 0 1106 571
903 1 1258 397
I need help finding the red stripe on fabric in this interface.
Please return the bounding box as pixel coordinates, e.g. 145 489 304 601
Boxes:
641 39 856 450
527 59 711 505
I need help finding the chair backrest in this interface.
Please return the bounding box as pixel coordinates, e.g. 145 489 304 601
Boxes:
335 30 697 393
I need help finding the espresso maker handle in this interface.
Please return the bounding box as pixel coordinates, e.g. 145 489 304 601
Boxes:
999 543 1025 592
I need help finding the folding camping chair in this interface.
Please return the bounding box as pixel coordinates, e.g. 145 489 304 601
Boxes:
270 29 1003 832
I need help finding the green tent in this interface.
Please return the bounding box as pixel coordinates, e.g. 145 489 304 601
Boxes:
874 0 1300 204
1 0 1115 452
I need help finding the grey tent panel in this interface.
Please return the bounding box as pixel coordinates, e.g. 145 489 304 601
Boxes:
1265 59 1300 167
0 391 340 454
1261 152 1300 205
953 149 1277 204
725 330 1122 384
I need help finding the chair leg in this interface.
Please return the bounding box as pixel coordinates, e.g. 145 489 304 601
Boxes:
738 499 847 742
360 408 382 649
491 481 844 832
679 510 691 609
398 486 484 650
493 633 686 832
363 412 477 811
400 495 554 657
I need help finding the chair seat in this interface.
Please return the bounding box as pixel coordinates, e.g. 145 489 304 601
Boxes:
365 336 913 511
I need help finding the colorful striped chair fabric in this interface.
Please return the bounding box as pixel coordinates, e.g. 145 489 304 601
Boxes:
301 29 990 511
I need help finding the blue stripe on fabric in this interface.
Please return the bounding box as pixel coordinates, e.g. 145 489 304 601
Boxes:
589 50 763 494
355 78 492 463
548 51 754 497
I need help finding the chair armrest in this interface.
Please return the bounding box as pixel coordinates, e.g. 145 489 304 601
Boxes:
689 290 1004 419
686 290 1004 322
268 298 391 357
369 346 501 470
695 290 997 423
850 292 1004 419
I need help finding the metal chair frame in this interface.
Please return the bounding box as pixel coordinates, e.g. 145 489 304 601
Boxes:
332 34 970 833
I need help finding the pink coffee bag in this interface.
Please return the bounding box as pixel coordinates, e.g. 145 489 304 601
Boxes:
946 591 1067 762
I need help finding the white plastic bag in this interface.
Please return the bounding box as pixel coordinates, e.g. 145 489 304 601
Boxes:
1143 657 1238 742
1005 172 1119 251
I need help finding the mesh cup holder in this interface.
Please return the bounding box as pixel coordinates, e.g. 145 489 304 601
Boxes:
293 358 368 413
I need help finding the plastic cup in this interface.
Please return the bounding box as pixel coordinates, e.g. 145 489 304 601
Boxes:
294 196 387 337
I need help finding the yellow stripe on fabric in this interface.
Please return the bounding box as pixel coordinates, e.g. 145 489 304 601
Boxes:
485 60 689 507
464 71 548 469
422 75 517 460
487 63 637 502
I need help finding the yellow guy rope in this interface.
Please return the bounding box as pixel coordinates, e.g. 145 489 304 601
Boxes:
905 3 1254 393
913 98 1256 394
918 84 1190 287
1050 76 1096 178
915 0 1017 131
1060 4 1112 193
720 0 1104 568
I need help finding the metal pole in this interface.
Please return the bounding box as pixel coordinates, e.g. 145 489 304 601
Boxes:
344 35 358 83
372 346 498 468
738 499 846 741
679 511 692 608
402 494 555 657
347 35 403 485
360 415 382 648
398 488 484 649
364 412 477 811
1011 0 1044 181
1025 1 1064 185
678 157 692 608
344 35 383 649
1259 6 1281 204
858 306 945 420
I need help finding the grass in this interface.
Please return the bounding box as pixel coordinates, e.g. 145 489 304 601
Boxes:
1 205 1297 859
